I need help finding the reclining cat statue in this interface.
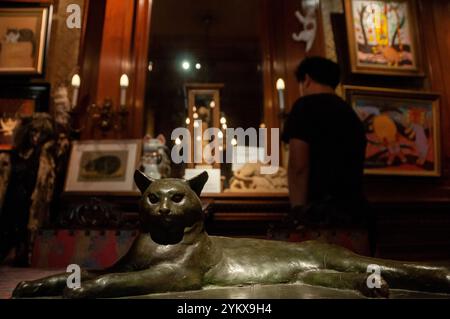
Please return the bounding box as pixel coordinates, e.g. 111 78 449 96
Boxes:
12 171 450 298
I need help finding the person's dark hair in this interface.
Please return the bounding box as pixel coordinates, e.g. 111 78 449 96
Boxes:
295 56 341 89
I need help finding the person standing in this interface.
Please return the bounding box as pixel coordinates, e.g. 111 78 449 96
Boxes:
280 56 372 252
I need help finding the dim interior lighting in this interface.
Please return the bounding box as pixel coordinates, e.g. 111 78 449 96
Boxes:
120 74 129 88
195 63 201 70
220 117 226 124
260 123 266 128
194 121 200 128
148 61 153 72
276 78 285 90
193 106 197 112
193 113 199 119
182 61 190 70
175 137 182 145
218 131 223 139
71 74 81 87
222 123 227 130
196 136 202 141
209 101 216 108
231 138 237 146
185 118 190 125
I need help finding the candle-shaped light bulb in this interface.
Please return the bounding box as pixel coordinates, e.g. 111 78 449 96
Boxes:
276 78 285 112
276 78 285 90
120 74 129 107
71 74 81 110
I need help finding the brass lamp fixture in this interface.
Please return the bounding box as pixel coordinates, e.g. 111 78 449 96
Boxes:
87 74 130 133
88 98 129 132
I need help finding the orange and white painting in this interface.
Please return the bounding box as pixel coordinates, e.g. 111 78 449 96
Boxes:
345 0 421 75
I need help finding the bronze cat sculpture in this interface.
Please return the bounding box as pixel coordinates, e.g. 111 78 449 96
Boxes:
12 171 450 298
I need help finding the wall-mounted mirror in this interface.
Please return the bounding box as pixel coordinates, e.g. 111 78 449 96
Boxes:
144 0 265 158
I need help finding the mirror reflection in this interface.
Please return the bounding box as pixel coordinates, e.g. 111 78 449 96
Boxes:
144 0 265 160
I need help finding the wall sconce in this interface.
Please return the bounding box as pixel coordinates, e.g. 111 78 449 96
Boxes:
88 74 129 133
88 98 129 133
71 74 81 110
276 78 287 119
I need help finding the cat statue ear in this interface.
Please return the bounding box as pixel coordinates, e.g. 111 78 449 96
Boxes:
134 170 155 193
187 171 209 197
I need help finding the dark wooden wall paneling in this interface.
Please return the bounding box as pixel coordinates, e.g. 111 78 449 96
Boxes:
76 0 152 139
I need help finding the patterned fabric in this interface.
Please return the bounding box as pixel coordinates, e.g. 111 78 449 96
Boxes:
31 230 137 269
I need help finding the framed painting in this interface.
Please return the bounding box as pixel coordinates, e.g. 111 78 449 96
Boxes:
0 82 50 150
0 2 53 75
344 0 423 76
344 86 440 176
64 140 142 194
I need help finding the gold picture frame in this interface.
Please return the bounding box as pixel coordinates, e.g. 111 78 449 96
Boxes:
0 3 53 75
64 140 142 195
344 0 423 76
344 86 441 177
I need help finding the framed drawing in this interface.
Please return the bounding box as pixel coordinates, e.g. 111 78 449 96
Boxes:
65 140 142 194
344 86 440 177
0 82 50 150
0 2 53 75
344 0 423 76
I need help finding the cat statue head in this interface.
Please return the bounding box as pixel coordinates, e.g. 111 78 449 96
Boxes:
134 170 208 245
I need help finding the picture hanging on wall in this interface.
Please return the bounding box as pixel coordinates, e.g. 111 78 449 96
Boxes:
344 86 440 177
344 0 423 76
0 3 53 76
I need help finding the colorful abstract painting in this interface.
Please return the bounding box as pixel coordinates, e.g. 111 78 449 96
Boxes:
345 0 422 75
345 86 440 176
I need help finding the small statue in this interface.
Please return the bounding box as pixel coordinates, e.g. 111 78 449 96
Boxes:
292 0 318 52
12 171 450 298
140 134 171 179
227 162 288 192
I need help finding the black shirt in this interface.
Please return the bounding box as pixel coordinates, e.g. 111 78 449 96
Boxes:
282 93 367 205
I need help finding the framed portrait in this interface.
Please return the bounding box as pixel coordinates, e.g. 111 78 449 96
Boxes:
344 86 441 177
64 140 142 194
0 82 50 150
0 2 53 75
344 0 423 76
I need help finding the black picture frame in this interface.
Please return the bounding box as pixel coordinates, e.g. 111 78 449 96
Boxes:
0 82 50 111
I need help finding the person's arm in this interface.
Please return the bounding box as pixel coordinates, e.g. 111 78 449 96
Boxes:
288 138 310 208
